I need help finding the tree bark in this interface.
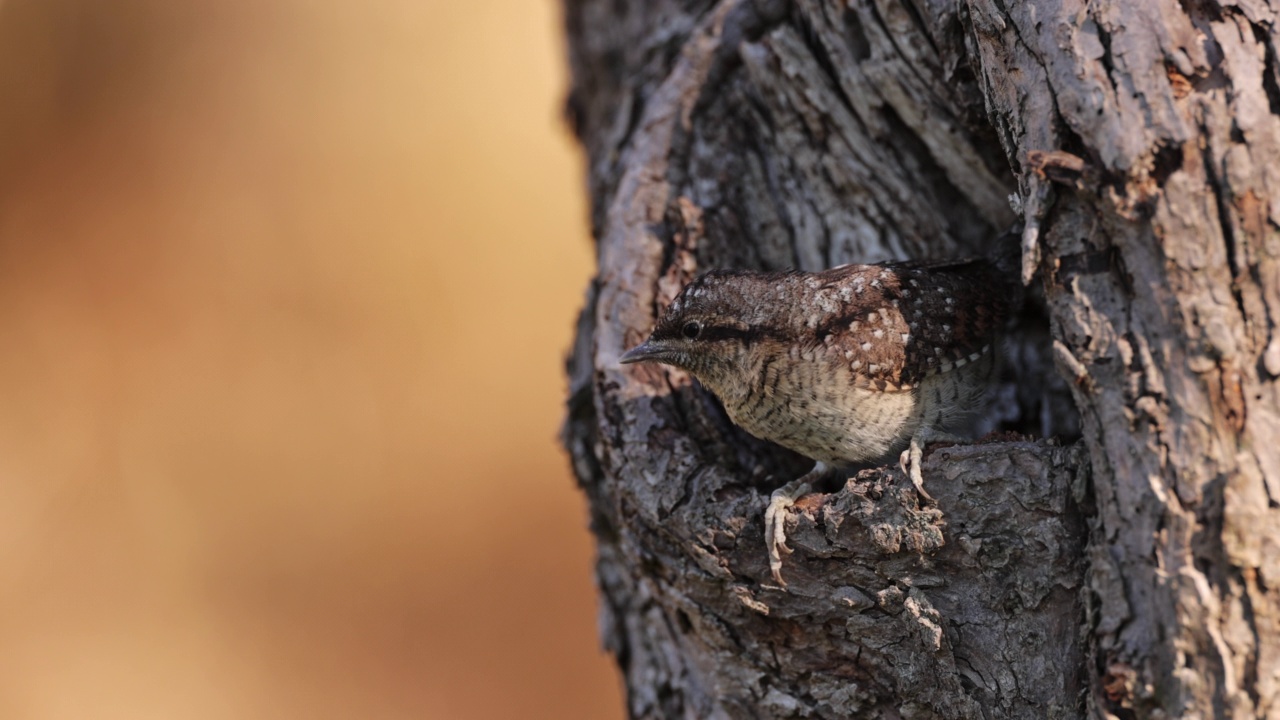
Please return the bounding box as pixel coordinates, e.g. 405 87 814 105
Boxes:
562 1 1280 717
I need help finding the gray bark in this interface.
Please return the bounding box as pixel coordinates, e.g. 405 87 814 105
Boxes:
562 0 1280 717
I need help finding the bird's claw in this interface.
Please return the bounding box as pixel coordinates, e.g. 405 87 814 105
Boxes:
765 491 798 586
764 463 830 587
901 429 968 505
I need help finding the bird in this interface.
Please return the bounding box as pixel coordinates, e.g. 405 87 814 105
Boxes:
619 250 1019 586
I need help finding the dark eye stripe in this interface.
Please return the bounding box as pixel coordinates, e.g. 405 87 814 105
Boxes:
654 321 790 344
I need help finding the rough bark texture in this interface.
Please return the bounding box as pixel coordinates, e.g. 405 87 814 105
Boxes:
562 1 1280 718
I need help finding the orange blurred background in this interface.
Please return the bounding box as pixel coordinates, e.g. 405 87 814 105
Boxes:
0 1 621 719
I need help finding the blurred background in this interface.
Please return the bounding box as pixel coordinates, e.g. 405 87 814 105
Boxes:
0 1 621 719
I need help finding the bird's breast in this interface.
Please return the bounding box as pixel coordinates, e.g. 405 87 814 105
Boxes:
719 351 921 466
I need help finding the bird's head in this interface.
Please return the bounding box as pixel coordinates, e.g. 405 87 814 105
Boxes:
620 271 788 390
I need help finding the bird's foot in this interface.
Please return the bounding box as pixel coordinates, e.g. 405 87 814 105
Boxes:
898 429 966 505
765 462 832 587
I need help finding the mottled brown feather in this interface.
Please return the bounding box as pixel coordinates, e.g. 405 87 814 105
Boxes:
655 258 1012 391
630 254 1019 467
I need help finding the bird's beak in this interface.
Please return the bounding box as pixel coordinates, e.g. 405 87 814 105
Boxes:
619 340 671 365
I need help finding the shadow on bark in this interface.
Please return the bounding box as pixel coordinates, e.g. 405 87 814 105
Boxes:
563 0 1280 717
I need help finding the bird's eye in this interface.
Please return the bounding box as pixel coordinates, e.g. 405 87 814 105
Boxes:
681 321 702 339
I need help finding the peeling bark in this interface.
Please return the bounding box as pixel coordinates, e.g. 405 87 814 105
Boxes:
563 0 1280 717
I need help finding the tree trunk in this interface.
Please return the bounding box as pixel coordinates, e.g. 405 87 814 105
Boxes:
561 1 1280 717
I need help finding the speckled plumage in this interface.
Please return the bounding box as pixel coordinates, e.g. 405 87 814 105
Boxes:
620 255 1019 584
626 259 1011 464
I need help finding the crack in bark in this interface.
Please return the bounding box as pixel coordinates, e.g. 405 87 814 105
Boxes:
564 0 1280 716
